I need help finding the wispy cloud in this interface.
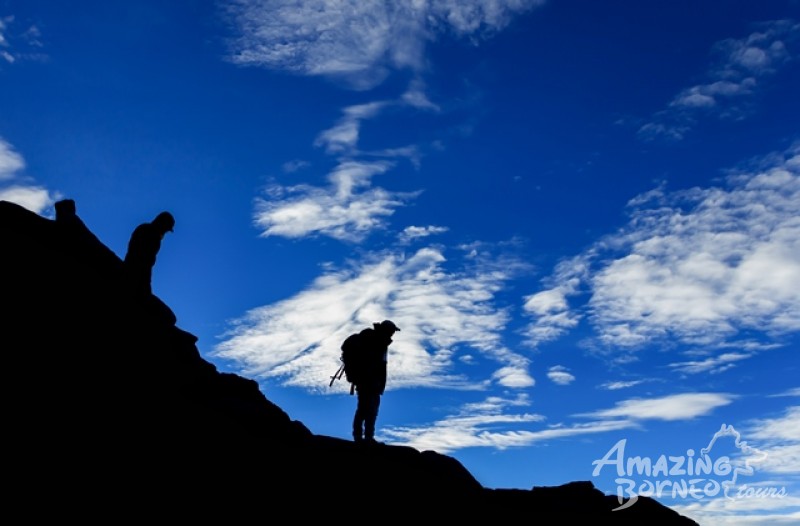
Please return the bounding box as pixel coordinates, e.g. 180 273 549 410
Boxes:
314 97 437 158
0 185 54 213
599 380 646 390
315 101 389 154
213 246 531 390
0 138 24 179
0 137 55 214
523 144 800 360
1 16 16 63
223 0 545 89
770 387 800 398
281 159 310 173
254 159 417 241
257 88 442 242
747 406 800 445
385 391 734 454
402 78 440 111
547 365 575 385
673 496 800 525
578 392 735 421
0 15 45 65
669 352 752 375
398 225 449 243
639 20 800 140
522 258 586 345
381 393 549 453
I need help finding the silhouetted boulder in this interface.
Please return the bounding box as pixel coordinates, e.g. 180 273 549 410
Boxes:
0 200 698 523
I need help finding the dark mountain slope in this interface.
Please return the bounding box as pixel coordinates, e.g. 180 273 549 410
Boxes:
0 200 698 523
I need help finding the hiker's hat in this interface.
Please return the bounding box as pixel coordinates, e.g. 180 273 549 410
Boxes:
378 319 401 332
155 211 175 232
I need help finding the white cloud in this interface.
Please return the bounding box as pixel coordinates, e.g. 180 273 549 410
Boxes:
380 392 648 454
547 365 575 385
313 95 438 157
224 0 545 88
383 391 741 454
0 16 46 64
381 394 547 453
398 225 449 243
385 412 637 454
315 101 389 154
254 159 417 241
492 363 534 388
281 159 310 173
579 392 735 421
390 391 739 457
522 259 587 346
213 246 530 390
0 17 8 47
259 86 442 242
669 352 752 375
0 138 25 179
673 497 800 526
0 137 56 214
770 388 800 398
747 406 800 445
523 144 800 356
639 20 800 140
0 16 12 62
0 184 54 214
402 78 440 111
599 380 645 390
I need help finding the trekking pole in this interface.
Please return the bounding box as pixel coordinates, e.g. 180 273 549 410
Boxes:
329 364 345 387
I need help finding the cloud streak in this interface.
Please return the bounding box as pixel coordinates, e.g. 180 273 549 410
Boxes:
639 20 800 140
578 392 735 421
0 138 25 179
669 352 752 375
255 89 440 242
223 0 545 88
547 365 575 385
398 225 449 243
0 137 55 214
0 15 45 65
384 391 734 454
599 380 646 390
254 159 417 241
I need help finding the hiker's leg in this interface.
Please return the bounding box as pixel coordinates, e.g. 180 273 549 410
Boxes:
364 393 381 440
353 391 366 440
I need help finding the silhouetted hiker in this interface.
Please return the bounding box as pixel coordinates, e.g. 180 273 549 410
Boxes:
348 319 400 445
124 211 175 296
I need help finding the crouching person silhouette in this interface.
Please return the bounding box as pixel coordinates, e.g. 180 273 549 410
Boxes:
123 211 175 296
349 320 400 445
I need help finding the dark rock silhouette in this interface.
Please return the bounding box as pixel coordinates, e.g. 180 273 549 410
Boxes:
0 199 699 523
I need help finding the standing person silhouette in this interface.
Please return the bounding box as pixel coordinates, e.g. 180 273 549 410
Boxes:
350 320 400 445
124 211 175 296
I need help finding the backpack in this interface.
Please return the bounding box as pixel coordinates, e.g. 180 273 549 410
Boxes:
329 331 366 394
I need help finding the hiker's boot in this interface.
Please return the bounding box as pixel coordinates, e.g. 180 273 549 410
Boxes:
353 427 363 443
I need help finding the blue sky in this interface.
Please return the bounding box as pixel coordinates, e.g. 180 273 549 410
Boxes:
2 1 799 523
